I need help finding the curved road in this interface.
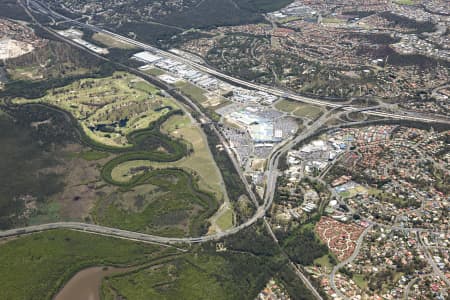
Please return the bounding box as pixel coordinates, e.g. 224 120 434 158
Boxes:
27 0 450 126
3 2 450 298
329 224 373 299
9 0 354 247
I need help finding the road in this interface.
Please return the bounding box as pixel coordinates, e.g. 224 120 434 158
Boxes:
28 0 450 126
5 0 264 246
328 224 373 300
258 111 341 300
0 221 244 244
21 0 341 246
37 0 263 208
417 232 450 287
5 2 450 298
254 108 352 300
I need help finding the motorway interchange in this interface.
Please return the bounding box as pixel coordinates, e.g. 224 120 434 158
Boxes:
3 1 450 298
5 0 448 248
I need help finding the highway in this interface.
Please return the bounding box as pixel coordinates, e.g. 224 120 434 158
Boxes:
0 220 258 244
4 0 263 246
27 0 450 126
5 2 449 298
251 111 341 300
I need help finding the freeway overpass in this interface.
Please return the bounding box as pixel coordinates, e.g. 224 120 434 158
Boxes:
9 0 448 247
11 3 449 298
8 0 450 246
27 0 450 125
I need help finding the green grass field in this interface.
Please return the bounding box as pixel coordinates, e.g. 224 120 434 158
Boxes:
368 187 382 196
293 104 323 120
176 81 208 103
274 99 300 113
6 61 91 82
78 150 110 161
161 113 191 132
394 0 416 5
92 33 137 49
274 99 323 120
347 111 366 121
130 80 159 94
6 65 44 81
216 207 234 231
14 72 179 147
393 272 405 282
112 113 229 204
144 68 166 76
352 274 368 290
28 202 62 224
313 254 334 272
338 185 367 199
0 230 171 300
103 113 228 235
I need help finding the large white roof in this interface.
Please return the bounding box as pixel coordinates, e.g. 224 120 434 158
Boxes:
133 51 162 63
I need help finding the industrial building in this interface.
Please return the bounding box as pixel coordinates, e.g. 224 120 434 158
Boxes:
132 51 162 64
225 108 283 143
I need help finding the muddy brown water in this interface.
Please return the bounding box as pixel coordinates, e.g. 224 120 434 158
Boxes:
53 266 133 300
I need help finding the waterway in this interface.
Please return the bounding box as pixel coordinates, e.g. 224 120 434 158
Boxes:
53 266 132 300
0 67 8 85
